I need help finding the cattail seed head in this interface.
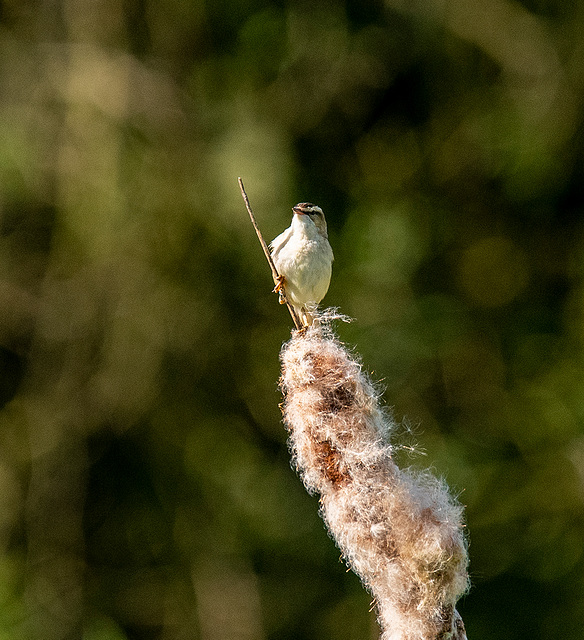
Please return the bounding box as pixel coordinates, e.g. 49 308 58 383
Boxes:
280 320 469 640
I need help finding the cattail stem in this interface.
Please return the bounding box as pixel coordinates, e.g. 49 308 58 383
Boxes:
238 177 303 330
280 317 469 640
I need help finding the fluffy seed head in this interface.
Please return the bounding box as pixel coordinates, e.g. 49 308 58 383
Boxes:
280 320 469 640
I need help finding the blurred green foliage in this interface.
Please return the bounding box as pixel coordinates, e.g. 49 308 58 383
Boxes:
0 0 584 638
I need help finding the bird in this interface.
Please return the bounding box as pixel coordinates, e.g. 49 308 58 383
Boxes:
270 202 334 327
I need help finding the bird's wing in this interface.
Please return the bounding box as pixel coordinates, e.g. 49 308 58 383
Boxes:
269 226 293 260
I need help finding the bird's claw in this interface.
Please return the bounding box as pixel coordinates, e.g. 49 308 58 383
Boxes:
273 275 287 304
273 275 285 293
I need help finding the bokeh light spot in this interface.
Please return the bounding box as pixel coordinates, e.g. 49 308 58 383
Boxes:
458 236 529 307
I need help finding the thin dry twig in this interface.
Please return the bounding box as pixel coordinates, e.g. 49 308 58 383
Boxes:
238 177 303 330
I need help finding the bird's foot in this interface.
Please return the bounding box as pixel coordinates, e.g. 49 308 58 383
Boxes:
273 275 285 293
300 309 314 327
273 275 287 304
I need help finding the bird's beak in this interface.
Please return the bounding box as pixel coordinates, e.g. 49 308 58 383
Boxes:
292 206 304 215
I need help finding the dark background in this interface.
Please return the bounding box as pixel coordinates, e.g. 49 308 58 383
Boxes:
0 0 583 638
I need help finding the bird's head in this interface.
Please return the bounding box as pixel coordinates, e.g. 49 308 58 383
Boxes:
293 203 328 237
